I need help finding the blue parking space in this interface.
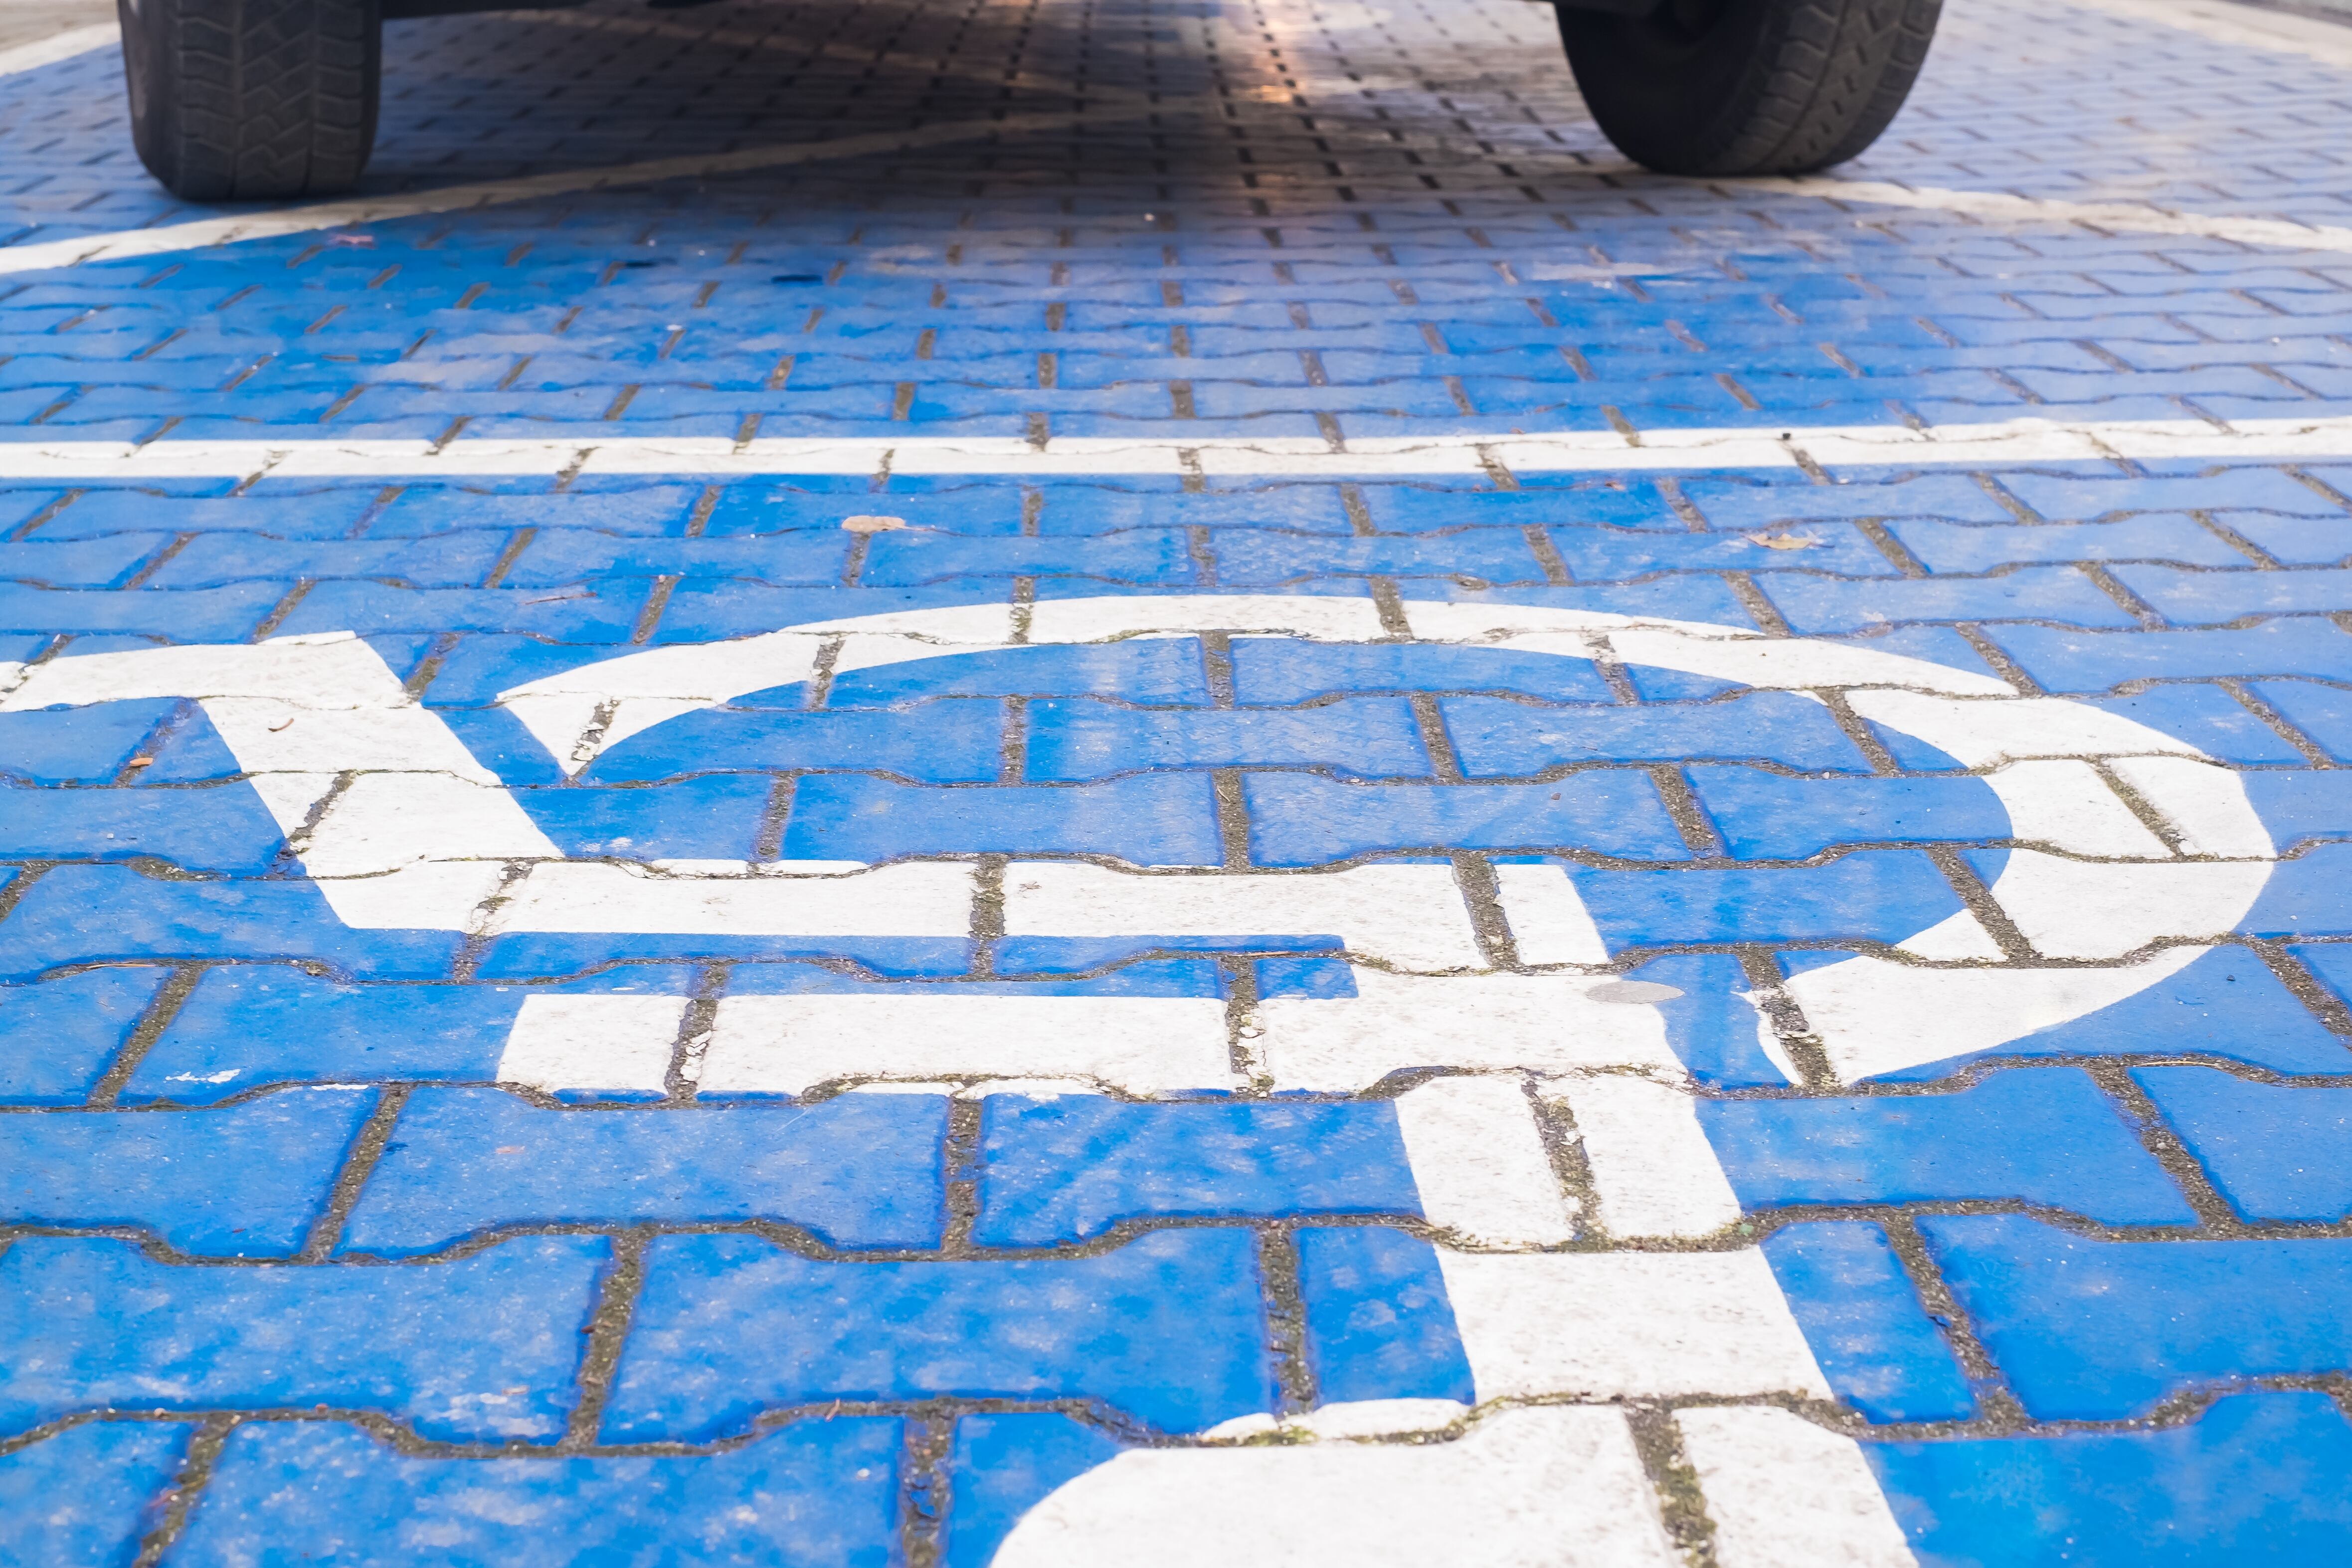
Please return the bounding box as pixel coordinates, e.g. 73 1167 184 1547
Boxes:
6 0 2352 1559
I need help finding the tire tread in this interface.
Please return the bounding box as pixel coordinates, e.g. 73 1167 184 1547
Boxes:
1559 0 1941 177
120 0 380 201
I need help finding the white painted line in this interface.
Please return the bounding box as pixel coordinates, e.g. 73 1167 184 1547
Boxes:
496 993 685 1096
1436 1248 1833 1400
1737 174 2352 257
1546 1073 1744 1241
0 21 117 79
0 106 1139 278
699 993 1237 1098
3 414 2349 481
1675 1407 1920 1568
993 1408 1681 1568
1392 1076 1580 1247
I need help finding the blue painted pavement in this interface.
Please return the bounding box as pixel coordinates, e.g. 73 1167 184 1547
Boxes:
4 0 2352 1560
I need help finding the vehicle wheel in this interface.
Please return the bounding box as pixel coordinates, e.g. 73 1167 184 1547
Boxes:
118 0 381 201
1556 0 1939 177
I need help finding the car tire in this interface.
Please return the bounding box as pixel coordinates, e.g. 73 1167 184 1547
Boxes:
118 0 382 201
1556 0 1939 177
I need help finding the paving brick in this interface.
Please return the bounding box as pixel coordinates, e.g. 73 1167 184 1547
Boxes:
2242 842 2352 937
1869 1393 2352 1565
1024 697 1433 780
1985 621 2352 691
1707 1069 2193 1224
1754 566 2143 635
2113 565 2352 623
974 1096 1419 1246
1548 523 1896 580
588 700 1011 785
506 529 857 587
1435 577 1761 626
0 584 283 641
1241 771 1689 866
372 486 707 538
511 774 781 858
1919 1216 2352 1419
0 868 467 984
1761 1221 1975 1423
603 1228 1276 1440
2223 513 2352 566
1837 944 2352 1081
2247 679 2352 762
1627 951 1798 1088
947 1413 1127 1568
0 780 290 873
0 697 183 784
1882 516 2254 572
1569 853 1976 950
121 968 552 1103
0 534 177 589
1443 690 1873 776
1995 469 2339 523
0 1420 190 1567
146 533 514 590
175 1417 904 1568
1296 1224 1477 1407
826 640 1212 708
2291 942 2352 1018
1687 768 2010 858
2135 1067 2352 1223
704 486 1031 537
0 967 172 1105
341 1088 950 1254
0 1090 375 1255
1229 638 1617 705
274 582 651 642
2243 770 2352 851
781 771 1225 865
1872 683 2317 767
1207 529 1547 587
0 1235 605 1440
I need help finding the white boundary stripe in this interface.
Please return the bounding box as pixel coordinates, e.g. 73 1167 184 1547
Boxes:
1736 174 2352 257
0 106 1140 278
0 21 117 79
3 413 2350 480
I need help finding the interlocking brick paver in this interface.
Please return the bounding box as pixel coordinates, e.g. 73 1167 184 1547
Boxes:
2136 1067 2352 1222
1761 1222 1976 1423
605 1228 1277 1440
341 1089 952 1254
0 1234 606 1439
1920 1216 2352 1419
1572 852 1985 948
7 0 2352 1553
0 1089 375 1253
1869 1393 2352 1565
0 966 170 1102
177 1418 906 1567
0 1421 191 1566
1706 1069 2197 1225
1443 690 1874 776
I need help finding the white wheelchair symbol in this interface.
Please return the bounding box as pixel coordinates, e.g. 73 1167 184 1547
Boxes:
3 592 2270 1095
0 592 2276 1560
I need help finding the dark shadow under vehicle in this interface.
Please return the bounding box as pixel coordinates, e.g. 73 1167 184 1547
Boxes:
114 0 1939 200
